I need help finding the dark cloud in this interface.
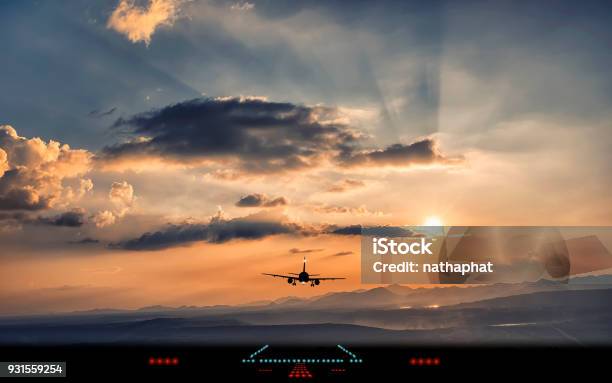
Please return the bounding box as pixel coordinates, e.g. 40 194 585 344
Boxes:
235 193 288 207
100 97 457 174
329 225 416 237
117 212 416 251
0 186 51 210
102 97 361 174
262 196 288 207
0 209 86 228
332 251 353 256
326 179 365 193
112 212 314 251
339 139 461 167
69 237 100 245
88 107 117 118
328 225 362 235
289 248 323 254
37 210 86 227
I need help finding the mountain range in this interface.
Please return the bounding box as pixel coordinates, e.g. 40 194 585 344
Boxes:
1 274 611 345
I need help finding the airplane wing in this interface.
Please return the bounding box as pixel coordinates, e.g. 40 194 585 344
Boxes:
262 273 295 279
313 277 345 280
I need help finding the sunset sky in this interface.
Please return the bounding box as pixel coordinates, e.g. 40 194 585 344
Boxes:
1 0 612 315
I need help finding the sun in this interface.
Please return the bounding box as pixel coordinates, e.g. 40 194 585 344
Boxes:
423 216 443 226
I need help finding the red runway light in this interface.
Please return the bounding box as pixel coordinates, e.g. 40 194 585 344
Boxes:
288 363 313 379
411 356 440 367
150 356 179 366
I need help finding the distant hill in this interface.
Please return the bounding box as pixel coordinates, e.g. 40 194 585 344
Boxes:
1 279 611 345
454 287 612 310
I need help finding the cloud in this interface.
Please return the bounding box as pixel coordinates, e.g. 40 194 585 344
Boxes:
0 148 8 177
69 237 100 245
230 2 255 12
77 179 94 198
0 187 51 210
107 0 182 45
0 212 28 221
328 224 361 235
235 193 288 207
112 211 315 250
311 204 383 216
0 209 86 228
89 182 134 229
111 211 416 251
328 225 416 237
0 211 28 231
339 139 462 168
100 97 458 176
109 181 134 211
88 107 117 118
326 178 365 193
332 251 353 256
289 248 323 254
0 125 93 211
101 97 362 175
62 178 94 203
37 209 86 227
92 210 117 228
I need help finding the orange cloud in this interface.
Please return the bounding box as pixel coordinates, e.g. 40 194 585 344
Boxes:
92 210 116 228
0 125 93 211
109 181 135 212
91 181 136 228
107 0 182 45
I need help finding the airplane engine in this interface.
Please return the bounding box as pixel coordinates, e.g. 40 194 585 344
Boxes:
314 279 320 285
287 278 293 284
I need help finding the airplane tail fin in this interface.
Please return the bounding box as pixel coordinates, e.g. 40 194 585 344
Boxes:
303 256 306 273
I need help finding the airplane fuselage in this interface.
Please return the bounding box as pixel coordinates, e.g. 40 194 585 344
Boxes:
298 271 309 283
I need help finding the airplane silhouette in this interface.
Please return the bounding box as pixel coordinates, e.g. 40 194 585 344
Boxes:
263 257 345 286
